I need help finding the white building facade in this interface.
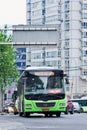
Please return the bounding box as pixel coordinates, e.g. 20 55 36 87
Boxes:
26 0 87 97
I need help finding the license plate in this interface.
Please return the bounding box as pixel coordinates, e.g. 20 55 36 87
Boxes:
42 108 49 112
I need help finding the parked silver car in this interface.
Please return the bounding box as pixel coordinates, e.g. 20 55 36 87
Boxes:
73 102 81 113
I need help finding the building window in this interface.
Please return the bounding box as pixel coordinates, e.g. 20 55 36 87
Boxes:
46 61 58 67
32 10 42 17
46 15 58 22
46 0 54 4
83 32 87 38
58 60 61 68
83 41 87 47
46 52 53 58
31 62 43 66
27 0 30 3
82 22 87 29
65 31 69 39
31 1 42 9
58 50 61 57
65 1 69 11
65 22 70 30
83 13 87 19
31 53 42 59
65 60 69 69
83 4 87 10
83 50 87 56
46 6 58 14
84 60 87 65
31 19 42 24
65 40 69 47
65 12 70 21
42 9 45 15
64 49 69 57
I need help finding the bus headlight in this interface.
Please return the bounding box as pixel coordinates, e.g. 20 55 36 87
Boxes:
59 103 66 107
26 104 32 108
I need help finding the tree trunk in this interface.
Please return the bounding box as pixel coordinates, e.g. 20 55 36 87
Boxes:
0 94 1 112
0 88 3 112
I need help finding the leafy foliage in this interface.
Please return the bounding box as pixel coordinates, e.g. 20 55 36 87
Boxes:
0 25 12 42
0 25 19 92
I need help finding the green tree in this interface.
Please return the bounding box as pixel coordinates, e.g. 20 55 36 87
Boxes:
0 25 19 112
0 25 12 42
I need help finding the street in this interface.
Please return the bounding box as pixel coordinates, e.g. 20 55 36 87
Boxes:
0 113 87 130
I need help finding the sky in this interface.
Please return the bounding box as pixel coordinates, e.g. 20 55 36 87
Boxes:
0 0 26 26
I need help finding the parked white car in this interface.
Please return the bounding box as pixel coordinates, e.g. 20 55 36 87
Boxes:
73 102 81 113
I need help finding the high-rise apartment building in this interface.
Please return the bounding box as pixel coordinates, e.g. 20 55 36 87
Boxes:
26 0 87 97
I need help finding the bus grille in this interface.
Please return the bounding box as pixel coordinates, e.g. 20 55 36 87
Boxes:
35 102 55 108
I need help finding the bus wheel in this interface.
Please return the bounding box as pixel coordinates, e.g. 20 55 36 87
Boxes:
24 112 29 117
19 112 23 117
56 112 61 117
49 114 52 117
45 113 48 117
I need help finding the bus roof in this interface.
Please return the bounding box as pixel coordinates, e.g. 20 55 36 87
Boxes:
71 98 87 101
81 97 87 99
18 66 65 80
25 66 63 71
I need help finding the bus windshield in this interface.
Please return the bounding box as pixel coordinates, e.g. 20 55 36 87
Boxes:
23 70 64 95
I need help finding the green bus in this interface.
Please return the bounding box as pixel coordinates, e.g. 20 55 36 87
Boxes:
71 98 87 113
17 66 67 117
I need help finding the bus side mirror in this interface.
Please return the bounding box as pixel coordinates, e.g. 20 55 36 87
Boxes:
65 78 69 84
